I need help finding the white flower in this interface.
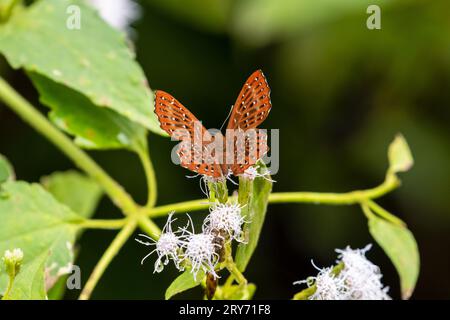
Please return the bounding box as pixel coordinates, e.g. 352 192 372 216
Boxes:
182 231 220 281
241 165 275 182
336 244 391 300
294 244 391 300
203 203 246 242
3 248 24 277
295 264 347 300
88 0 141 32
3 248 23 263
135 213 183 273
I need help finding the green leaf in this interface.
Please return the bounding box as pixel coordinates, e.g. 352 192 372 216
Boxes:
235 162 273 271
30 72 147 151
0 0 165 136
40 170 100 300
46 273 68 300
165 269 205 300
0 181 84 299
41 170 102 219
388 134 414 174
0 153 14 184
368 214 420 299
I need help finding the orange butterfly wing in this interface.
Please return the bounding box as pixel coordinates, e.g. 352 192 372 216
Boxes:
225 70 272 175
227 70 272 131
154 90 223 178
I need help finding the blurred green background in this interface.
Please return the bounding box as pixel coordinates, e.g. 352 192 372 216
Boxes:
0 0 449 299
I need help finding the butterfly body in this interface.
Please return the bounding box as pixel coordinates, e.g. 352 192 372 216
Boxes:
154 70 272 179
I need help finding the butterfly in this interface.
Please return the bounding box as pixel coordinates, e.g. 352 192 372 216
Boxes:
154 70 272 179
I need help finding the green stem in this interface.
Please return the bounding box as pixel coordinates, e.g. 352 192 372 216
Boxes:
145 174 400 218
361 201 376 219
0 0 21 22
78 218 128 230
226 261 247 286
145 199 212 218
269 174 399 205
137 146 158 208
367 199 405 226
79 219 138 300
1 273 15 300
0 77 137 215
137 215 161 239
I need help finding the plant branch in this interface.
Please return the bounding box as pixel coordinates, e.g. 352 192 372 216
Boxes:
78 218 128 230
137 146 158 208
79 219 138 300
1 272 15 300
366 199 405 226
144 173 400 218
137 215 161 239
0 76 138 215
268 173 399 205
226 261 247 286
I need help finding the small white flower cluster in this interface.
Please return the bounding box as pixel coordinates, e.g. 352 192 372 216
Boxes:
294 244 391 300
203 203 246 242
3 248 23 263
336 244 391 300
242 165 274 182
2 248 24 277
136 203 247 280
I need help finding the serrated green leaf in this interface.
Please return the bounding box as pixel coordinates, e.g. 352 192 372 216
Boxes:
0 153 14 184
0 181 84 299
235 162 272 271
388 134 414 174
368 214 420 299
30 72 147 151
0 0 165 136
165 269 205 300
41 170 102 219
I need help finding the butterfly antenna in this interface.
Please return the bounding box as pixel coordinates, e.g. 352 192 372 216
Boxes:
220 104 234 131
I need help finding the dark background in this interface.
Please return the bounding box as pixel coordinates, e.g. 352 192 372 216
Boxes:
0 0 449 299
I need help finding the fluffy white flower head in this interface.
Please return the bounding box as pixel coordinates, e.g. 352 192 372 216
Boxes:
135 213 183 273
203 203 246 242
294 244 391 300
336 244 391 300
3 248 24 276
242 165 274 182
3 248 23 263
89 0 141 32
182 231 220 281
294 261 346 300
